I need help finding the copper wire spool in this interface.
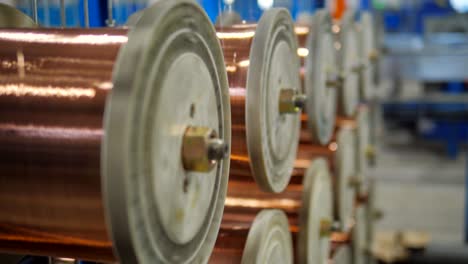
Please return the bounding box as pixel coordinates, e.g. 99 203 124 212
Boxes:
294 121 358 236
294 10 337 146
0 27 121 262
295 9 361 146
295 116 356 180
210 209 293 264
211 159 333 264
358 11 379 102
0 1 232 262
217 24 254 181
295 25 309 90
333 11 360 118
216 8 302 193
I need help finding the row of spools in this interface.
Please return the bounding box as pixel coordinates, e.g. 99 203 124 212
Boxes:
0 0 380 263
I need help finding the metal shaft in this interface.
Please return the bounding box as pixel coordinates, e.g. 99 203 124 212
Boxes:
31 0 38 24
83 0 89 28
106 0 115 27
60 0 65 27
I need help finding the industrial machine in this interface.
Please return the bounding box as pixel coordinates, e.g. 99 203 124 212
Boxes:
0 0 382 263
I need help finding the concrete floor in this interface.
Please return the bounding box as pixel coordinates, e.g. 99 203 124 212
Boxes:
373 133 466 244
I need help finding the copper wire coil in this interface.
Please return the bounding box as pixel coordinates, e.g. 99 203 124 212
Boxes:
331 231 353 245
216 25 255 182
211 181 301 263
294 120 359 233
210 224 250 263
293 116 356 183
224 181 302 225
0 28 127 262
210 224 299 264
295 25 310 92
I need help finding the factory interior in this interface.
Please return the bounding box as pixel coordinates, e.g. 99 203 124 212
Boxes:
0 0 466 263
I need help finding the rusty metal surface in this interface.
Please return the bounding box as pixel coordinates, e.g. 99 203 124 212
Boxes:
0 28 127 261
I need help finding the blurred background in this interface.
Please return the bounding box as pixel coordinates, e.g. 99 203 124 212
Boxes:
0 0 466 263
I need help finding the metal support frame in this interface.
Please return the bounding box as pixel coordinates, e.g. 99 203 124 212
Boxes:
465 151 468 244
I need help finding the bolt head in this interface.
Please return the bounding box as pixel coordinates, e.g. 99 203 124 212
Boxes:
279 88 303 114
348 175 362 188
182 126 222 173
365 145 376 159
320 218 333 237
326 71 343 88
369 50 379 62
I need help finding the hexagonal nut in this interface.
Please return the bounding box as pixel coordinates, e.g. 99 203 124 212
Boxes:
373 209 384 221
326 71 343 88
279 88 300 114
348 175 362 188
366 145 376 160
369 49 379 62
320 218 333 237
182 126 223 173
351 62 366 74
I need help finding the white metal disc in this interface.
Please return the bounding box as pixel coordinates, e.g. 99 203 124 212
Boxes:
356 106 370 195
335 128 357 232
246 8 301 193
352 205 369 264
103 0 231 262
365 176 377 247
336 11 359 117
305 10 338 145
297 158 333 264
0 3 36 28
333 245 352 264
241 209 294 264
358 11 376 101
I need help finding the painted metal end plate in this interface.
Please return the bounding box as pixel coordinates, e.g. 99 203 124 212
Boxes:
353 205 369 264
305 10 338 145
103 0 231 263
0 4 36 28
337 11 359 117
358 11 376 101
335 128 357 232
241 209 293 264
297 158 333 264
246 8 301 193
356 106 370 195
